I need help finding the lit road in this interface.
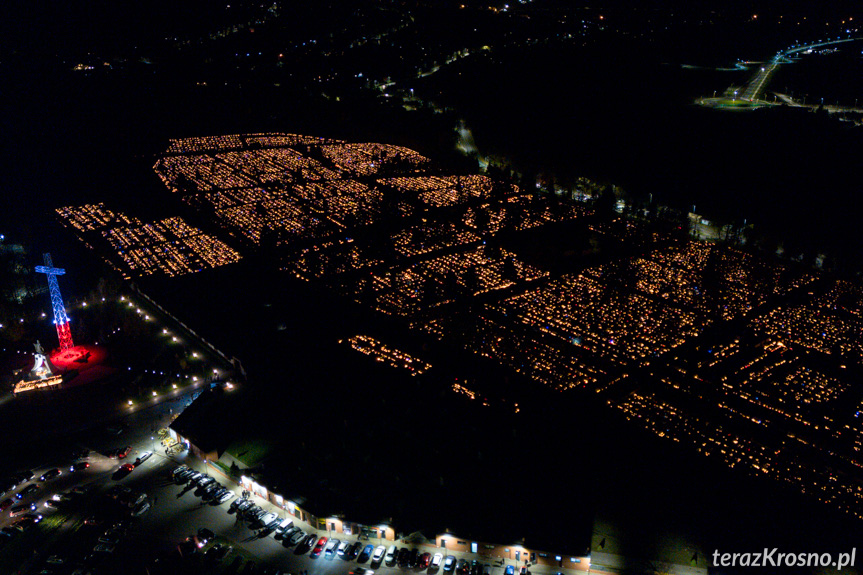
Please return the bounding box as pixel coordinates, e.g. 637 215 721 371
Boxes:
700 35 862 108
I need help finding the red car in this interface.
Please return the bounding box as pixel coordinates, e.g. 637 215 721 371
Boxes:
312 537 328 557
108 446 132 459
0 498 13 511
120 463 134 472
419 553 432 568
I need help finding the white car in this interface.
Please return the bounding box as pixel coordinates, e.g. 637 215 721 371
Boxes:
93 544 115 554
256 512 279 529
135 451 153 465
372 545 387 563
337 541 350 557
386 545 398 563
216 490 235 504
432 553 444 569
325 538 340 558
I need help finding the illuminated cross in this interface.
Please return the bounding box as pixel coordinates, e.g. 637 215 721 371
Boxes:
35 253 74 351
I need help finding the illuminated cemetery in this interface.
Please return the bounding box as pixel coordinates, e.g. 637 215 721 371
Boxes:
54 134 863 518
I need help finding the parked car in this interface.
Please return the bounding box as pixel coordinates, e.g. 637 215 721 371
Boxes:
443 556 457 572
177 537 198 557
214 544 233 562
196 528 215 548
39 468 62 482
195 475 215 487
104 521 129 536
288 529 307 546
386 545 398 564
311 537 328 557
345 541 362 559
11 471 34 484
15 483 39 499
70 485 92 496
359 544 375 562
204 543 223 563
255 512 279 530
72 448 90 460
456 559 469 575
350 569 376 575
134 451 153 465
175 469 195 482
13 514 42 529
0 498 13 511
398 548 411 567
84 516 105 526
432 553 444 569
119 463 135 473
9 502 36 517
419 553 432 568
118 490 146 508
45 554 67 565
504 566 515 575
131 501 150 517
107 485 131 500
410 548 420 567
201 484 222 501
70 461 90 472
108 446 131 459
216 490 235 504
373 545 387 564
98 534 120 545
274 519 294 538
324 538 340 558
297 533 317 552
337 541 350 558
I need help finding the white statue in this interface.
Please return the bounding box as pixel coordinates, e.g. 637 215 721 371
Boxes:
31 340 53 379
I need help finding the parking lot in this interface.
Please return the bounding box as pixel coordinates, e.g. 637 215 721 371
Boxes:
0 402 525 575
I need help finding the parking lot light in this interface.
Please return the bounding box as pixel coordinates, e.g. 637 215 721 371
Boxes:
128 400 133 406
152 391 158 397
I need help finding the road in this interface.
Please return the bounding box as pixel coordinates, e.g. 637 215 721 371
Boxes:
701 36 862 107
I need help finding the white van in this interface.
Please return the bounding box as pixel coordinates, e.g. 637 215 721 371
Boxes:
386 545 398 564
